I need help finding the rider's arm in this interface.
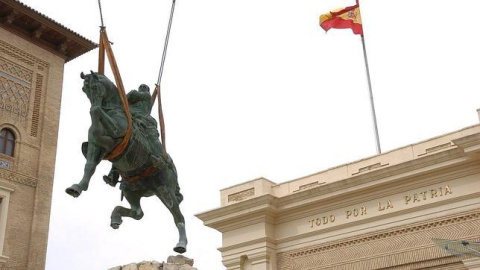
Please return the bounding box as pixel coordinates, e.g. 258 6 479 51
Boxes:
127 90 150 104
127 90 142 103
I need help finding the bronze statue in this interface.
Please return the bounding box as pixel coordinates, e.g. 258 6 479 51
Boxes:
66 72 187 254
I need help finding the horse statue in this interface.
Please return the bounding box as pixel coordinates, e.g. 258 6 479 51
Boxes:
65 71 187 254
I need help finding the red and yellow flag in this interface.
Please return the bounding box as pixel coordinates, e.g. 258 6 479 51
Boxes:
320 4 363 35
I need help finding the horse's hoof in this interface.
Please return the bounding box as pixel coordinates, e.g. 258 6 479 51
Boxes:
173 243 187 254
110 220 122 229
66 184 83 198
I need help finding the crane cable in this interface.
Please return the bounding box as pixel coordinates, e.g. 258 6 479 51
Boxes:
95 0 177 160
153 0 177 158
98 0 105 28
157 0 177 87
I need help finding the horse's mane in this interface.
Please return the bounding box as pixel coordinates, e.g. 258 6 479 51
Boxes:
92 73 117 93
82 72 122 106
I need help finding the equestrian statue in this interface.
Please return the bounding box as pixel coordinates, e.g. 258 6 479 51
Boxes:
65 71 187 254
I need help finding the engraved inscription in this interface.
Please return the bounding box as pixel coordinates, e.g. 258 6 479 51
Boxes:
346 206 367 219
378 200 393 211
281 211 480 270
309 215 336 228
404 185 453 205
308 185 454 228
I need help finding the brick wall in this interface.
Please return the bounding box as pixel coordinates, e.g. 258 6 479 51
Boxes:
0 26 65 270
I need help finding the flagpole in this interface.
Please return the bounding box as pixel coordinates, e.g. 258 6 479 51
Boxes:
360 34 381 154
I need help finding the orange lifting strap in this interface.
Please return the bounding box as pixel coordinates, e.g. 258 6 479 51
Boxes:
151 85 167 159
97 27 133 161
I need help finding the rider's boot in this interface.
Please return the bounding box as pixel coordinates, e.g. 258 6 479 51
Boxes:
103 167 120 187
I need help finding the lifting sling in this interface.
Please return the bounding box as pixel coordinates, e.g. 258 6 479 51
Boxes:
95 0 177 160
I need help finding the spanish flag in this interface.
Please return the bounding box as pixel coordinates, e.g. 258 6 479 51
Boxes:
320 4 363 35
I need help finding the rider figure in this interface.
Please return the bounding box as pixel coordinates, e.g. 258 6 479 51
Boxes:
103 84 167 186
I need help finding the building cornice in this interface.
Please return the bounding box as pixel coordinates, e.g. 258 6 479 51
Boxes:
196 194 278 232
197 125 480 233
275 148 472 211
0 0 96 62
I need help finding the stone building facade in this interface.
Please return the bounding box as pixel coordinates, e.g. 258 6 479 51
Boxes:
0 1 95 269
198 117 480 269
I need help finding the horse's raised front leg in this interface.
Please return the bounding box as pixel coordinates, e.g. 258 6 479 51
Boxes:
66 142 103 197
110 190 144 229
155 185 187 254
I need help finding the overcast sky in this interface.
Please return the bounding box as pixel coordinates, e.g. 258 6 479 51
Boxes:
17 0 480 269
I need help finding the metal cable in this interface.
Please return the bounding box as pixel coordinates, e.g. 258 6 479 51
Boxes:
98 0 105 27
156 0 177 86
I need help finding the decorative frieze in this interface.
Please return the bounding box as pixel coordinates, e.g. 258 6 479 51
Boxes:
0 39 48 68
278 211 480 269
228 188 255 202
0 56 33 83
0 168 37 187
0 39 49 132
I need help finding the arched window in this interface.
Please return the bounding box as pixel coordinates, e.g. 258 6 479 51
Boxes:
0 129 15 157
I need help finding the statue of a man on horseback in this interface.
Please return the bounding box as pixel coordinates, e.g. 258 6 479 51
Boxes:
66 72 187 254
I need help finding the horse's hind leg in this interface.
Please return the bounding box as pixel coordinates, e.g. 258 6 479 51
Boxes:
110 191 144 229
155 185 187 254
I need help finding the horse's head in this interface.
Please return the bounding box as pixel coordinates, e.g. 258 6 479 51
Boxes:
80 71 119 107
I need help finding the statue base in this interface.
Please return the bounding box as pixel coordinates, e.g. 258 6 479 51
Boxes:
108 255 197 270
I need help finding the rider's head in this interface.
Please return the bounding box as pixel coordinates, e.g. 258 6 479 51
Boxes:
139 84 150 93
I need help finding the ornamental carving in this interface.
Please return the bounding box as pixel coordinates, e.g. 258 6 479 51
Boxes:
0 39 49 134
0 39 48 68
0 75 30 125
0 168 37 187
277 211 480 269
228 188 255 202
30 74 43 137
0 56 33 83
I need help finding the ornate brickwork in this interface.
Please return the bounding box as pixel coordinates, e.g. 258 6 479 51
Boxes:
228 188 255 202
0 57 33 83
277 211 480 269
0 168 37 187
0 75 31 124
0 39 49 132
0 40 48 68
30 74 43 137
